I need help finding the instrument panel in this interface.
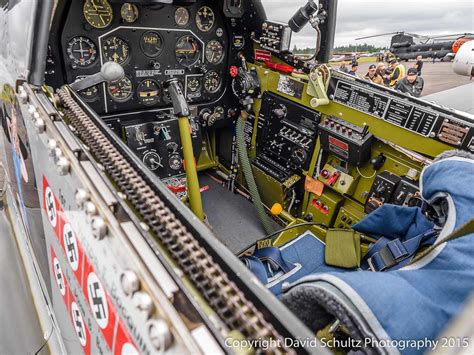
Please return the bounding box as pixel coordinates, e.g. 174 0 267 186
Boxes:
60 1 231 116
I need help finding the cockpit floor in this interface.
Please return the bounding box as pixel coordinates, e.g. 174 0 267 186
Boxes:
200 173 278 253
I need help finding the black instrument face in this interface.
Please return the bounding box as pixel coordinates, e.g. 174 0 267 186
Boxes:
140 31 164 58
120 3 139 23
175 7 190 26
102 36 129 65
79 85 99 102
175 35 201 67
204 71 221 94
205 40 224 64
196 6 215 32
108 76 133 102
67 36 97 67
137 79 161 106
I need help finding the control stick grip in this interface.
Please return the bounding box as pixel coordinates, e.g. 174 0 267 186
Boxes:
164 78 190 117
69 61 124 92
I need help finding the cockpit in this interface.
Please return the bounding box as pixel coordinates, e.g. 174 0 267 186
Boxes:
1 0 473 353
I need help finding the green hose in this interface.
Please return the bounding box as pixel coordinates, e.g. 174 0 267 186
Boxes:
236 113 275 234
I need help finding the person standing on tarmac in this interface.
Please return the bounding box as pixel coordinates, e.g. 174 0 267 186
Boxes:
376 62 390 86
388 58 406 87
348 62 359 76
414 55 423 76
395 67 424 97
364 64 384 85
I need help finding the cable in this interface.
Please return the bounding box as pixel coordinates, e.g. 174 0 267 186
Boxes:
357 166 377 179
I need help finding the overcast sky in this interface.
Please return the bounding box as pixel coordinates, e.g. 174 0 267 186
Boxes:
262 0 474 48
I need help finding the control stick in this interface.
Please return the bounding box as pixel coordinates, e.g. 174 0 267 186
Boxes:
69 61 124 92
164 79 204 221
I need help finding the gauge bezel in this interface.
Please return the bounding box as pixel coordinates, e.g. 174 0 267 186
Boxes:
83 0 113 29
102 36 130 65
175 35 201 68
187 77 202 93
204 71 222 94
140 31 164 58
205 40 225 65
120 3 139 23
107 76 134 103
174 7 190 27
67 36 98 67
137 79 162 106
196 6 215 33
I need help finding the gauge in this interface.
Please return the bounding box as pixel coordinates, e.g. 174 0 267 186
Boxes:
83 0 113 29
175 36 200 67
174 7 190 26
204 71 221 94
187 77 201 93
121 3 139 23
102 37 129 65
67 37 97 67
107 76 133 102
79 85 99 102
140 31 164 58
205 40 224 64
137 79 161 106
169 155 183 171
143 151 163 171
196 6 215 32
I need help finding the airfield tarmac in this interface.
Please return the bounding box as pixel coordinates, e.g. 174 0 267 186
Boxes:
340 61 471 96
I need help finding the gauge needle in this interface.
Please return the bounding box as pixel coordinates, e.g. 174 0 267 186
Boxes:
111 88 120 94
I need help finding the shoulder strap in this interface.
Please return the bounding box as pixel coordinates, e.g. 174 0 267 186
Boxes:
409 218 474 265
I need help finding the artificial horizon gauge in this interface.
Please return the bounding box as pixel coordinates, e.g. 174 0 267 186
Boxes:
137 79 161 106
187 77 202 93
196 6 215 32
140 31 164 58
120 3 139 23
175 36 200 67
107 76 133 102
204 71 222 94
143 151 163 171
205 40 224 64
174 7 190 26
79 85 99 102
66 36 97 67
83 0 113 29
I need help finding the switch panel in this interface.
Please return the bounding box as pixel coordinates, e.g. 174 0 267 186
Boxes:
318 164 357 195
364 171 401 213
319 116 373 166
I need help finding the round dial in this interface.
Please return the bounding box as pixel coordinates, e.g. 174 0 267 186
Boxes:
175 36 200 67
67 37 97 67
102 37 130 65
83 0 113 29
140 31 164 58
120 3 139 23
204 71 222 94
196 6 215 32
143 152 162 171
79 85 99 102
174 7 190 26
205 40 224 64
137 79 161 106
187 77 201 93
169 155 183 171
107 76 133 102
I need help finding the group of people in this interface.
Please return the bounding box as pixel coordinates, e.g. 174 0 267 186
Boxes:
340 55 425 97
